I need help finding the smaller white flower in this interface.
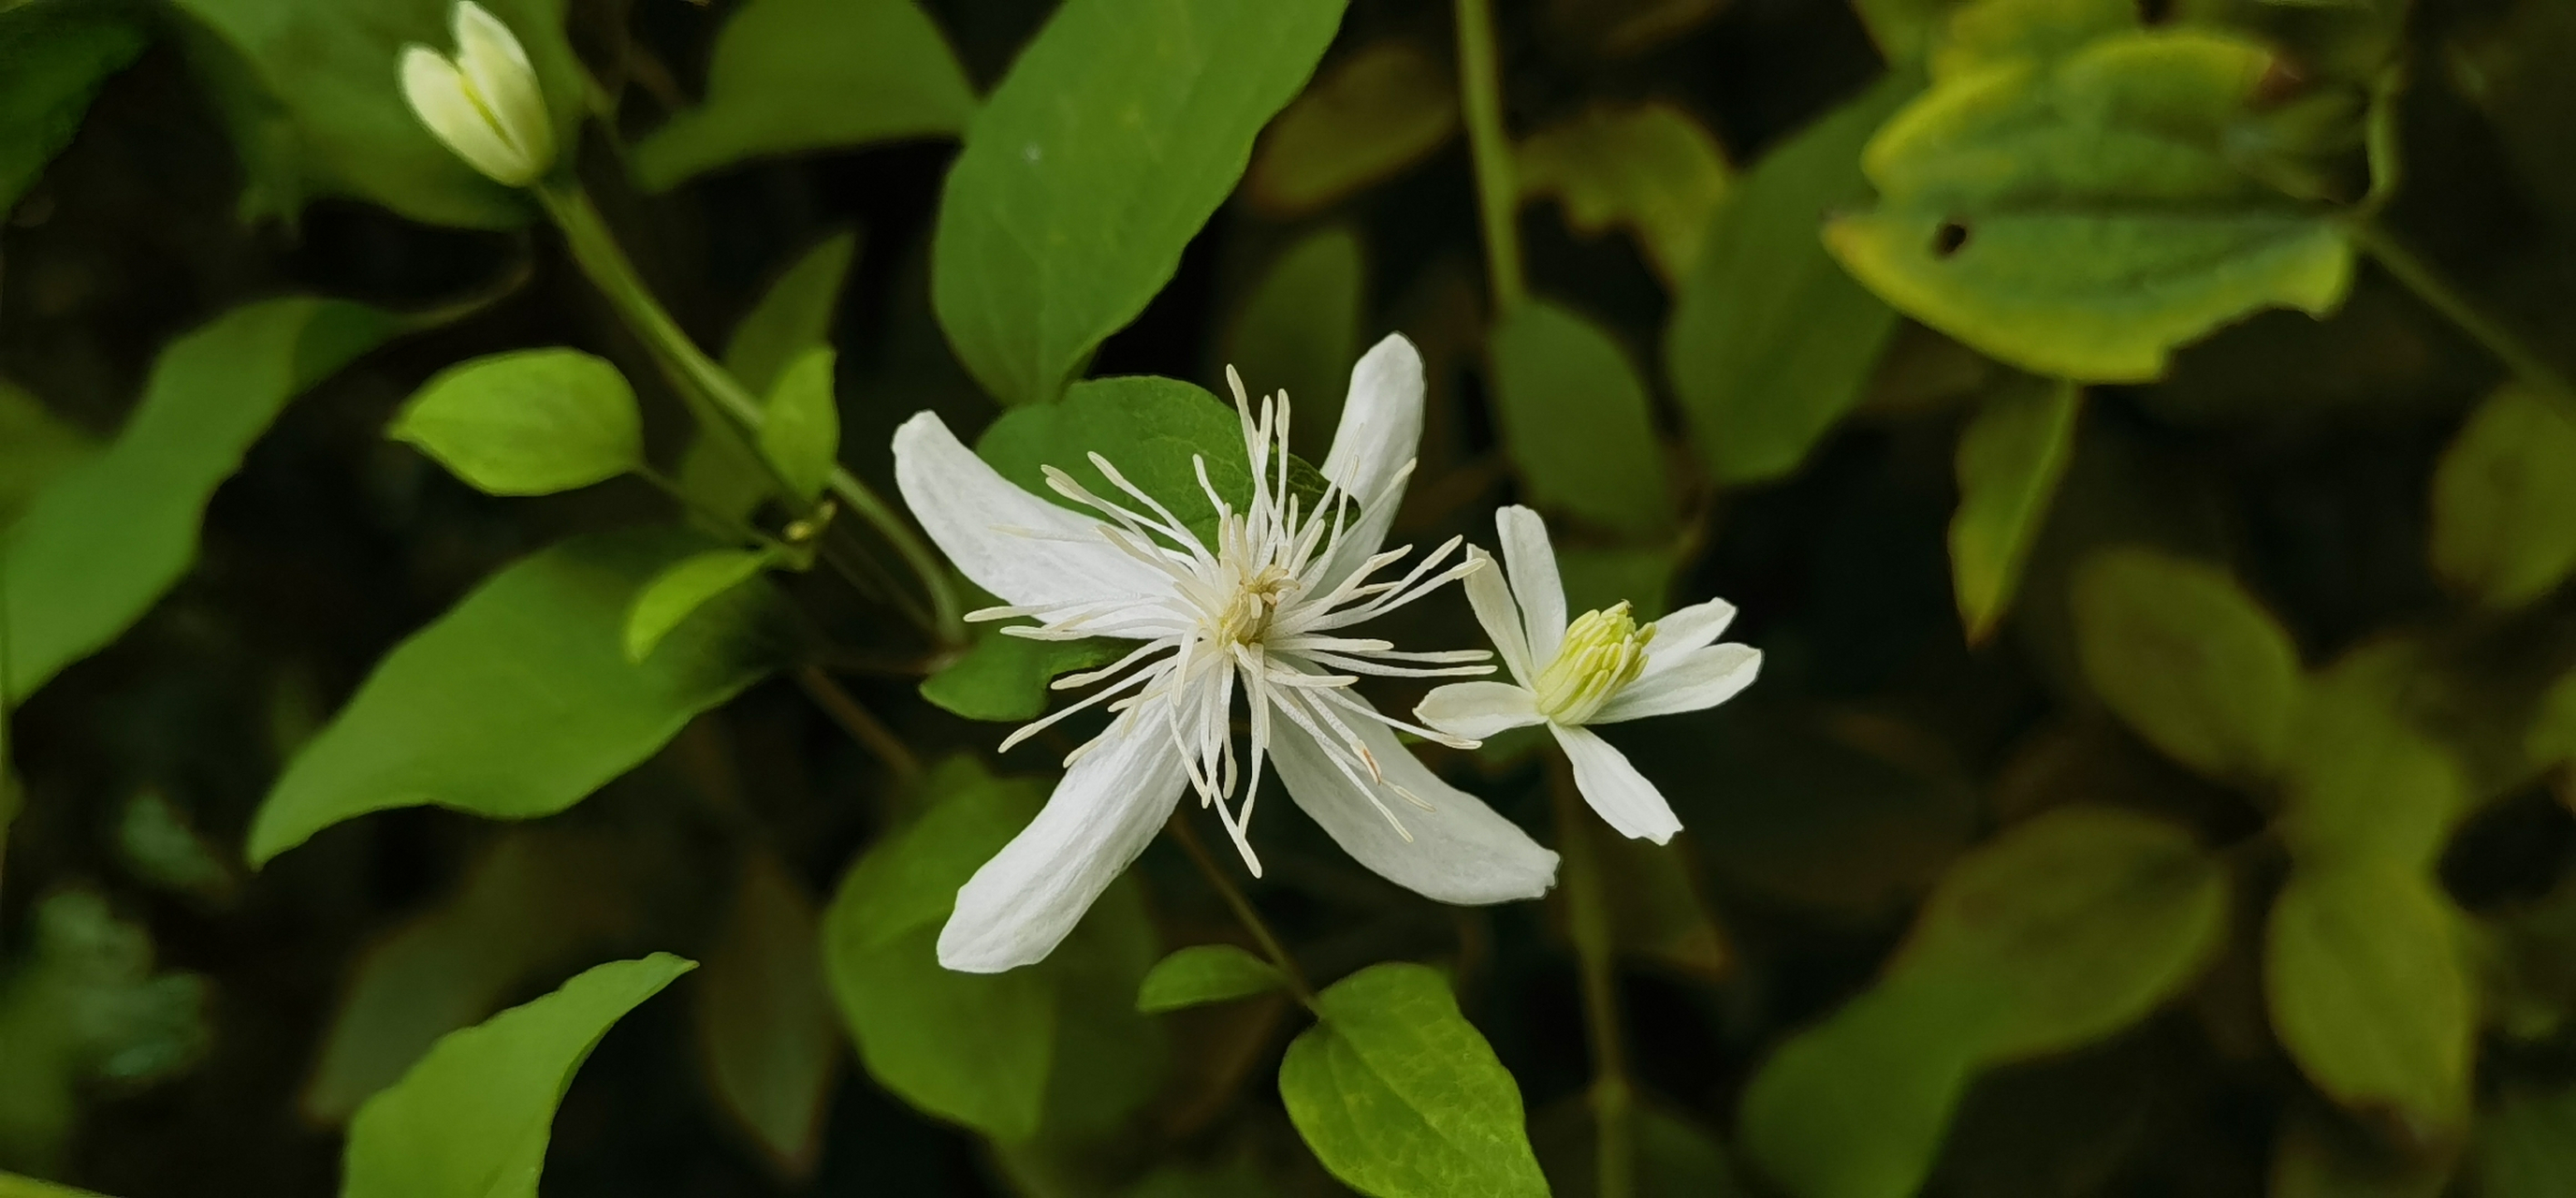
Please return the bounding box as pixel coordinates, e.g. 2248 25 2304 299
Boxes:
400 1 556 187
1416 506 1762 844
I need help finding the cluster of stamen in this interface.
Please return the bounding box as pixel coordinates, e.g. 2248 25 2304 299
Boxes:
965 370 1494 874
1532 603 1654 724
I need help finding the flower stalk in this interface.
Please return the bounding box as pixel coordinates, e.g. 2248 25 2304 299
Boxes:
1552 759 1635 1198
1454 0 1527 312
1169 812 1319 1013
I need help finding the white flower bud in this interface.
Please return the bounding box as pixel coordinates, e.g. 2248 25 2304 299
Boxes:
399 2 555 187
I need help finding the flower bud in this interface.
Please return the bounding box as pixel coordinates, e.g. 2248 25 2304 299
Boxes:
400 2 555 187
1533 602 1654 724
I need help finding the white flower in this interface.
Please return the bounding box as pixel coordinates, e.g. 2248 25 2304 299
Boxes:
1416 506 1761 844
400 2 556 187
894 335 1560 972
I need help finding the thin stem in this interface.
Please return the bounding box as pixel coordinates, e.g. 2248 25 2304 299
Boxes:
793 665 922 782
2354 223 2576 410
1454 0 1526 312
1167 812 1320 1012
1551 756 1635 1198
535 183 967 646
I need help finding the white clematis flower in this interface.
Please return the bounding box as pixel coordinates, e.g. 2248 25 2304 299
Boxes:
400 1 557 187
894 334 1559 973
1416 506 1762 844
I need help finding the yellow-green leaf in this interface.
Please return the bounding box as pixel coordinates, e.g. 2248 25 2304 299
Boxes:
2428 386 2576 610
1487 300 1672 538
625 549 773 665
1950 378 2081 644
2071 547 2303 782
1135 945 1284 1014
390 349 644 497
759 348 839 504
1517 101 1730 286
2264 858 2473 1137
1244 40 1456 218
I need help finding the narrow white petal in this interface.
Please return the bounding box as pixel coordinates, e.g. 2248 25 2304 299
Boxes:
1271 697 1558 903
1461 546 1533 683
1640 596 1738 675
892 411 1175 614
401 48 530 184
1415 681 1544 740
1594 644 1761 724
1495 505 1566 665
1315 334 1425 588
451 0 552 179
1550 724 1681 843
938 706 1189 972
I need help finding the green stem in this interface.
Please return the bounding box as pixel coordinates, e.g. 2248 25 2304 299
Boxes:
1168 812 1320 1013
1552 757 1635 1198
2354 223 2576 410
536 183 967 646
1454 0 1526 312
793 665 922 782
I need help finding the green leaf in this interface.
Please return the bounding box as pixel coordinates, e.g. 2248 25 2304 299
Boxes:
341 954 695 1198
625 549 773 664
1220 226 1365 452
2 298 398 699
167 0 586 227
246 529 789 865
2071 547 2303 782
1278 962 1549 1198
758 349 839 504
693 851 840 1179
1135 945 1285 1014
2271 1107 2455 1198
1488 300 1672 537
931 0 1348 404
631 0 973 192
1949 378 2081 643
0 1172 110 1198
822 756 1164 1142
977 373 1328 548
1518 101 1731 287
2478 1085 2576 1198
2429 386 2576 610
0 379 95 530
918 623 1126 723
1826 27 2355 382
2264 858 2473 1137
2278 664 2466 870
0 1 148 215
390 350 644 496
1665 73 1913 486
725 231 861 399
1244 39 1456 217
1739 984 1988 1198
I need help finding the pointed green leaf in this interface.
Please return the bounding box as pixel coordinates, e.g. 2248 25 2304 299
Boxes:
1244 39 1456 217
931 0 1349 404
1665 73 1913 485
1136 945 1284 1014
724 230 860 399
1220 226 1364 448
1279 962 1549 1198
2 298 398 699
2278 664 2466 870
1826 28 2354 381
2429 386 2576 610
694 852 840 1179
1950 378 2081 643
2265 858 2473 1137
0 1172 110 1198
1518 101 1730 286
2479 1085 2576 1198
1488 300 1672 537
2071 547 2302 782
625 549 772 664
758 349 839 504
167 0 585 227
0 1 147 215
391 349 644 496
0 379 95 529
918 622 1126 723
1739 984 1987 1198
246 529 789 865
342 954 695 1198
632 0 973 192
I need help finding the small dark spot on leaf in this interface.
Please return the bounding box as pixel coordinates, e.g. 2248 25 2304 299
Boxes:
2253 56 2307 108
1933 222 1971 257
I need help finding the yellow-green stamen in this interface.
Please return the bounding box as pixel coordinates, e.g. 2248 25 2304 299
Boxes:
1532 602 1653 723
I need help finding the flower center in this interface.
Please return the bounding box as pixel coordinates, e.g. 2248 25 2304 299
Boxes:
1213 560 1298 646
1533 603 1654 723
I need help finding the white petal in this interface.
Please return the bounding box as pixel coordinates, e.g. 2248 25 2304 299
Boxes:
1641 596 1738 674
401 47 531 185
1461 546 1533 682
1550 724 1681 843
1495 505 1566 666
1271 696 1558 904
1594 644 1761 724
892 410 1175 614
1415 681 1544 740
938 705 1189 972
451 0 552 181
1315 334 1425 589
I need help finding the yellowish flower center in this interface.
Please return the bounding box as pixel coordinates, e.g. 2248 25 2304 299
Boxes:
1533 603 1654 723
1215 560 1299 646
